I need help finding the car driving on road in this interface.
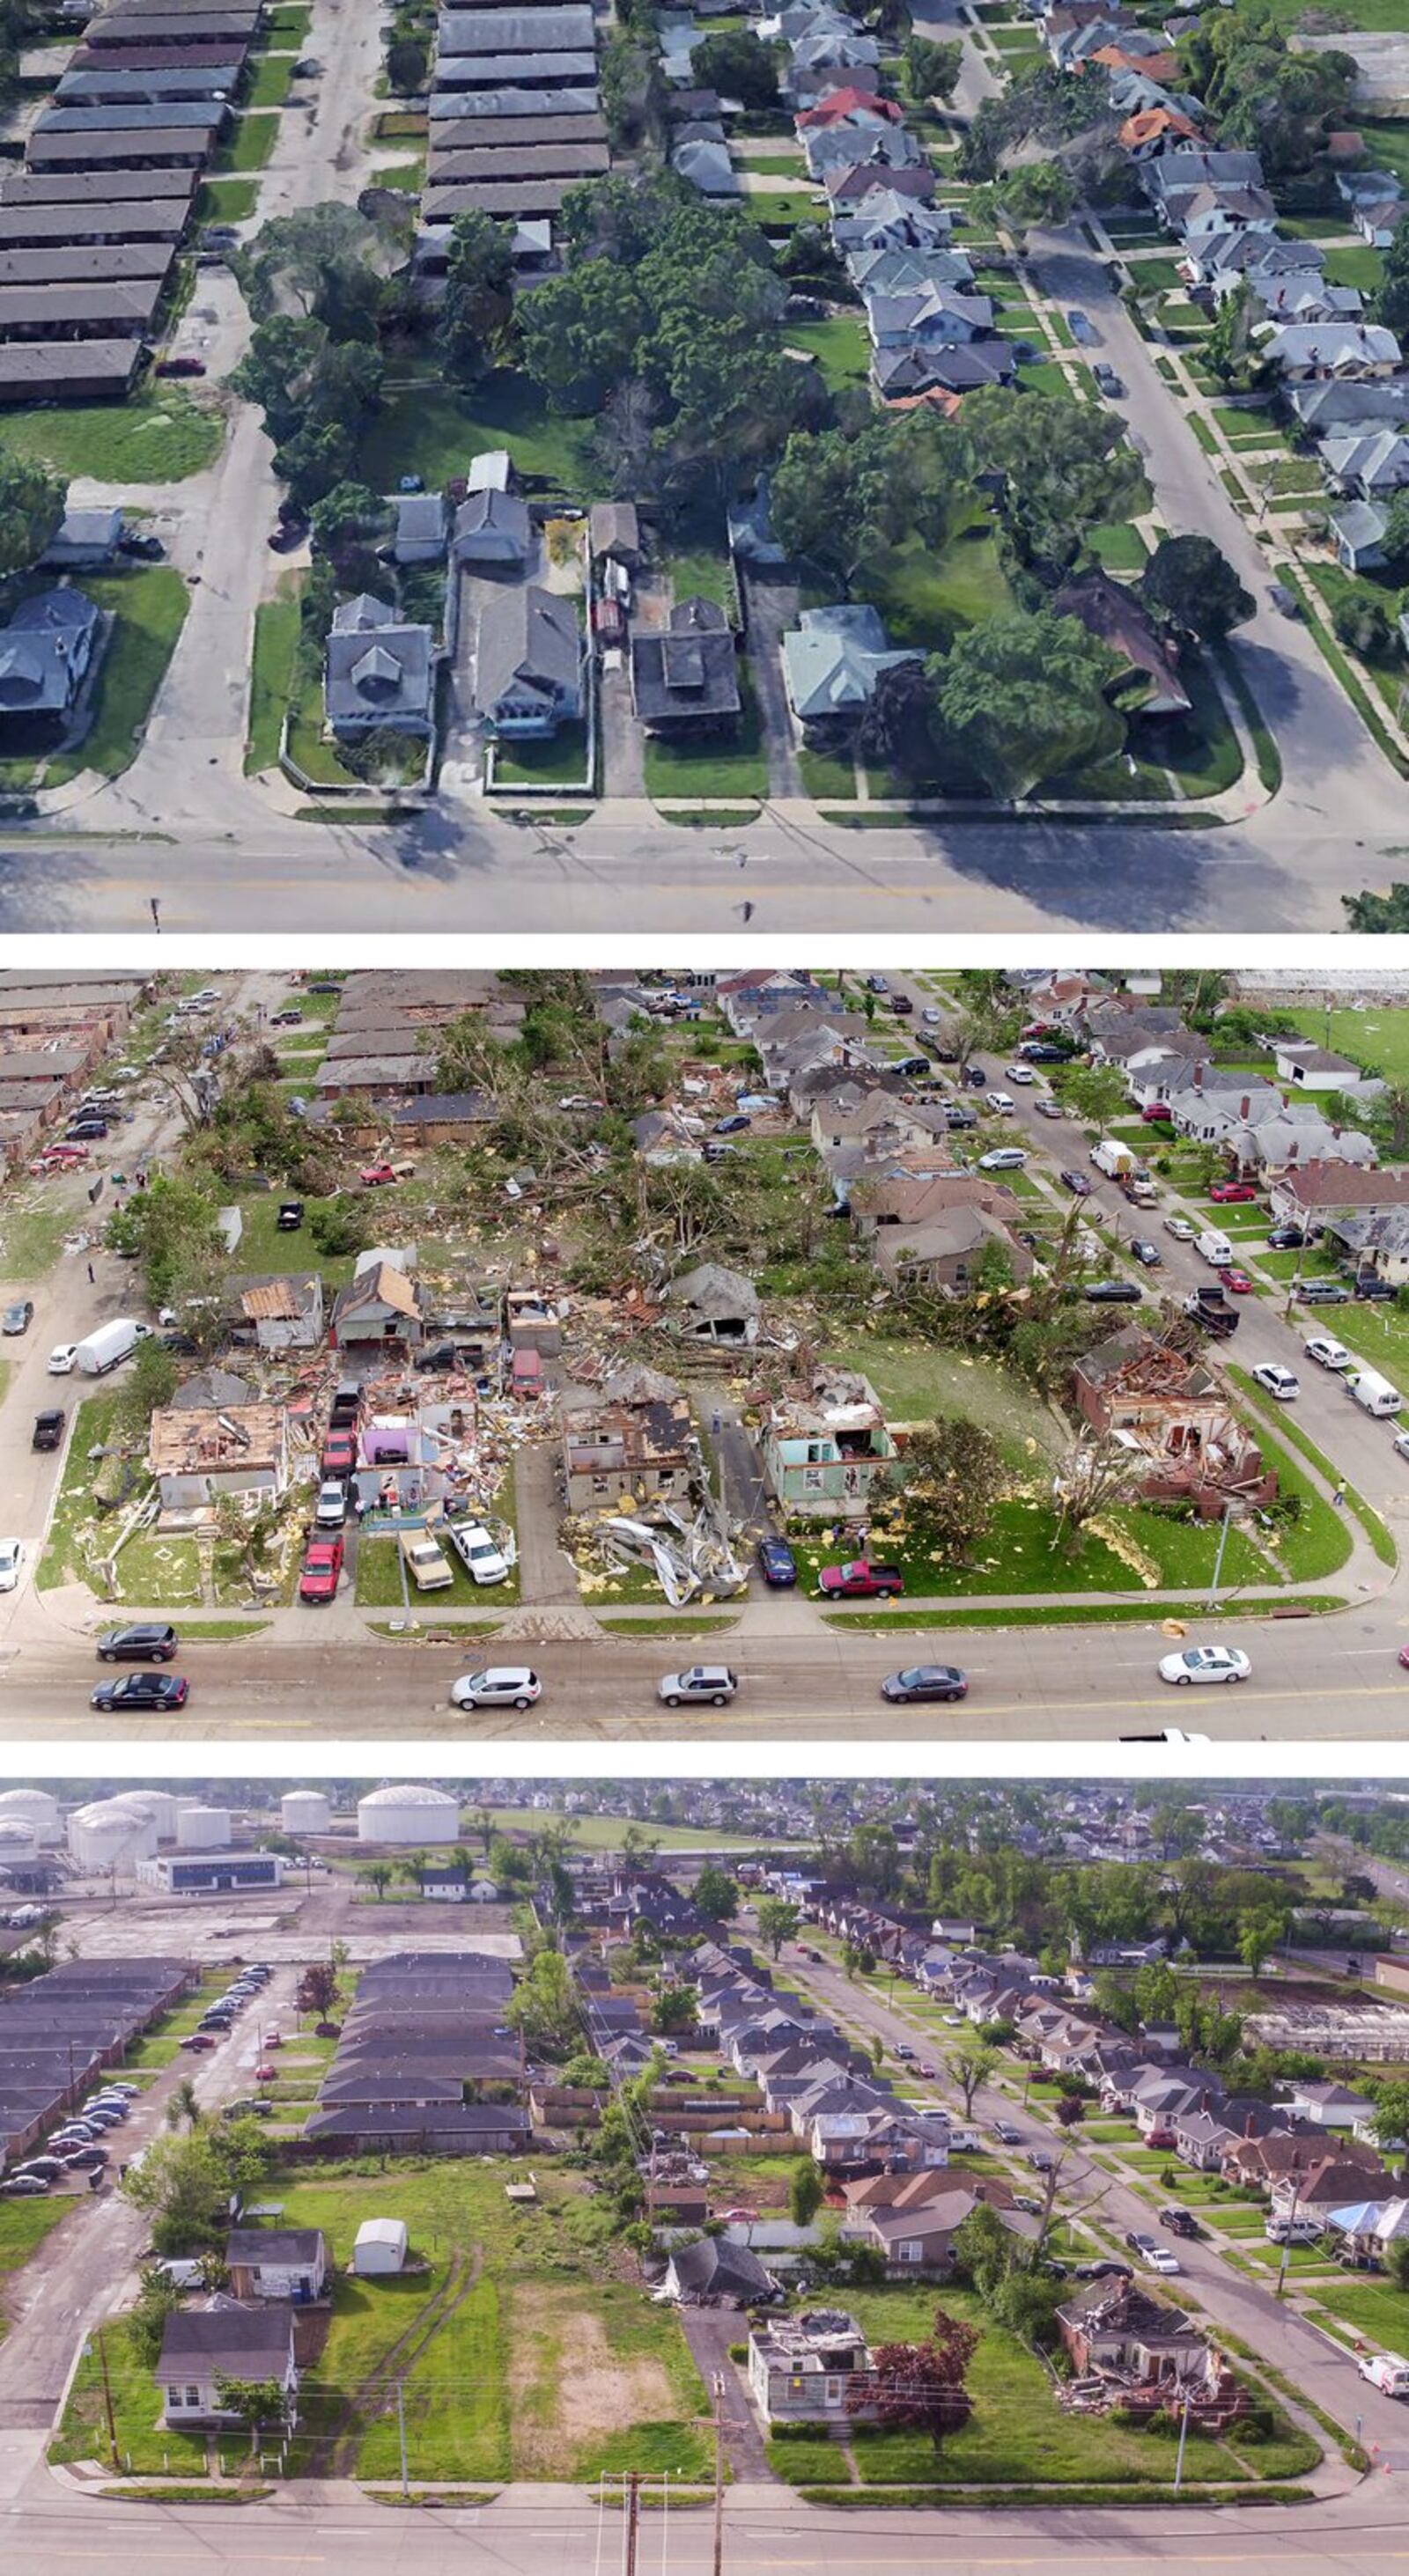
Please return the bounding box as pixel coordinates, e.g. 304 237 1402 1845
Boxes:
1158 1645 1251 1687
89 1671 189 1711
95 1623 180 1662
1252 1365 1299 1401
657 1666 738 1707
880 1665 968 1704
450 1667 541 1710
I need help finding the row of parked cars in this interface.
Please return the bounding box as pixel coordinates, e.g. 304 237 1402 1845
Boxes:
180 1962 277 2057
1 2079 140 2195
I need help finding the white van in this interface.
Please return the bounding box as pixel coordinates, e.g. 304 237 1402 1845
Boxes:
1347 1365 1404 1418
1265 2213 1321 2245
1194 1229 1234 1267
1359 2351 1409 2396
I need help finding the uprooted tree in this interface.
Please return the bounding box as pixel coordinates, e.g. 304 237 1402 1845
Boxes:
849 2306 980 2449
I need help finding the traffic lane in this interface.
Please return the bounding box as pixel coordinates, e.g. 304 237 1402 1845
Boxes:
0 1615 1398 1735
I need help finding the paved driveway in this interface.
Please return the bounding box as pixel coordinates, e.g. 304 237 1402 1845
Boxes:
741 567 801 799
677 2304 775 2480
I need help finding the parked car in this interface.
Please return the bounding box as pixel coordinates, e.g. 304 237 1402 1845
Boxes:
1209 1182 1258 1204
156 356 205 378
992 2120 1023 2145
298 1537 344 1605
978 1147 1026 1172
359 1161 400 1186
1074 2259 1132 2282
1218 1266 1254 1294
714 1114 751 1136
95 1623 179 1663
321 1429 358 1477
1297 1278 1351 1305
2 1299 33 1335
0 2175 48 2196
1059 1169 1092 1196
1158 1645 1251 1687
1124 2230 1157 2254
0 1538 22 1594
89 1671 189 1711
756 1536 798 1587
180 2033 217 2052
987 1092 1015 1115
1147 2247 1182 2275
1026 2148 1054 2173
657 1666 739 1707
1304 1336 1352 1372
1093 362 1125 397
1252 1364 1299 1402
817 1559 904 1599
880 1665 968 1704
1164 1216 1194 1240
1003 1064 1035 1086
31 1408 64 1452
1158 2206 1205 2240
314 1479 348 1529
1267 1224 1305 1249
1066 307 1099 343
1085 1280 1142 1304
1130 1240 1162 1267
450 1667 541 1710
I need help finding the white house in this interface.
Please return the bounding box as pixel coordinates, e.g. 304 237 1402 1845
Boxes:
156 2305 299 2427
225 2228 328 2302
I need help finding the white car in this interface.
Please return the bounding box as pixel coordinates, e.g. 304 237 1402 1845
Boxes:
450 1666 540 1709
1004 1064 1036 1086
1147 2247 1182 2275
921 1007 943 1027
0 1538 22 1594
987 1092 1015 1115
1164 1217 1194 1240
47 1344 77 1374
1158 1645 1251 1688
314 1480 347 1529
453 1520 510 1586
1251 1364 1299 1402
1304 1336 1352 1372
979 1147 1027 1172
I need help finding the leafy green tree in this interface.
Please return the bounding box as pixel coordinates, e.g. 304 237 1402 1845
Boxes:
1345 883 1409 932
790 2160 825 2226
128 2269 186 2367
691 26 778 108
1332 585 1394 661
651 1980 697 2033
601 27 668 153
1052 1061 1129 1127
359 1860 395 1901
946 2031 1000 2117
897 1416 1007 1563
956 386 1147 585
309 480 387 559
1372 214 1409 341
0 452 64 578
694 1865 740 1924
936 608 1123 799
1140 534 1254 640
438 208 516 379
971 158 1076 248
214 2376 292 2449
520 257 648 413
122 2122 271 2254
1178 8 1354 178
386 33 427 92
106 1171 224 1306
1380 489 1409 574
505 1947 579 2057
756 1896 801 1959
905 34 962 100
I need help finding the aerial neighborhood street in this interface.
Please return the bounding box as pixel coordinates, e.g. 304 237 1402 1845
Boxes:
0 0 1404 925
1 959 1409 1729
0 1773 1406 2571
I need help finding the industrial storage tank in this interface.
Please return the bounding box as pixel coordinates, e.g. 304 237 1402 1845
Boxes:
281 1790 332 1837
0 1788 61 1847
111 1789 179 1842
0 1820 39 1867
68 1800 159 1872
175 1806 232 1851
357 1784 460 1847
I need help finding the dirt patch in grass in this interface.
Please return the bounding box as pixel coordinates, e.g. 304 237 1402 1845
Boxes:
511 2287 677 2478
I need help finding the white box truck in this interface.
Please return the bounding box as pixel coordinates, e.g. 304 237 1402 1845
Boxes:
72 1318 150 1376
1347 1365 1404 1417
1195 1229 1234 1267
1090 1138 1134 1179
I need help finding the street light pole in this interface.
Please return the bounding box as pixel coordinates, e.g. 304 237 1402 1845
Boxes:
1206 1500 1234 1608
1173 2387 1191 2492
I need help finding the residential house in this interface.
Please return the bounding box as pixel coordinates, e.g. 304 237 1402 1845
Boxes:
761 1366 897 1522
1264 323 1401 381
630 598 740 735
224 2229 328 2303
473 584 581 735
1285 2079 1375 2131
1070 1328 1273 1513
156 2305 299 2429
664 1262 760 1345
453 486 532 567
1270 1161 1409 1227
148 1402 290 1511
588 500 641 576
1319 1207 1409 1288
1055 2278 1214 2388
230 1271 325 1354
393 491 450 563
781 604 921 731
1320 425 1409 499
1331 497 1389 570
1051 568 1191 718
560 1363 698 1512
1273 1041 1375 1093
662 2236 776 2304
747 2310 878 2425
870 1202 1033 1294
41 504 122 566
324 595 435 739
329 1257 426 1356
0 587 102 725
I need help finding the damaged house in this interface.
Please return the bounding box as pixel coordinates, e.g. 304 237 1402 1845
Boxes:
664 1263 760 1346
1070 1329 1275 1517
330 1256 426 1358
149 1402 289 1514
762 1367 897 1522
561 1365 699 1512
1055 2279 1236 2418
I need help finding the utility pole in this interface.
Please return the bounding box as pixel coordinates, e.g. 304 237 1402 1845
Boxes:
1172 2387 1191 2493
95 2326 119 2469
396 2378 408 2495
1276 2181 1302 2300
1206 1499 1234 1608
623 2469 641 2576
712 2374 726 2576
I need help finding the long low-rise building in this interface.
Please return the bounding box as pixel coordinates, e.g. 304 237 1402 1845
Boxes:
0 338 143 398
0 278 166 335
0 166 196 204
26 126 212 168
0 199 188 245
429 109 606 148
420 178 573 219
0 240 173 284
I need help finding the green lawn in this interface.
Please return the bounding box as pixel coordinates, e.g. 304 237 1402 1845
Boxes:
665 549 736 615
1089 523 1148 573
643 663 766 803
232 1191 352 1282
859 519 1014 651
360 367 594 496
492 719 591 789
800 740 859 799
0 2197 74 2335
353 1510 520 1610
1309 2279 1409 2353
468 1807 774 1851
1323 244 1384 291
0 1182 78 1284
216 110 280 173
1364 119 1409 191
195 177 260 224
789 1487 1268 1601
1273 1004 1409 1088
46 568 188 785
247 589 301 775
786 313 872 392
247 49 296 106
822 1334 1065 1453
0 386 222 483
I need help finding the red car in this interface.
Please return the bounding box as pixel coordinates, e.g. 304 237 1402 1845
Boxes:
817 1558 905 1600
180 2033 216 2053
255 2062 277 2080
359 1161 398 1186
1145 2127 1177 2149
321 1429 357 1477
1209 1181 1258 1204
299 1535 343 1603
1141 1104 1174 1124
1219 1265 1254 1294
1398 1645 1409 1670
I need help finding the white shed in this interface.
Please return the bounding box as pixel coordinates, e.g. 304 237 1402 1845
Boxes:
352 2217 409 2277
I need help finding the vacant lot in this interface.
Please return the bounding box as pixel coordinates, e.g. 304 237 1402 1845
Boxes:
0 386 221 483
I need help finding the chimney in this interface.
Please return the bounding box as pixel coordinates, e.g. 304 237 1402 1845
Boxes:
1194 1061 1206 1090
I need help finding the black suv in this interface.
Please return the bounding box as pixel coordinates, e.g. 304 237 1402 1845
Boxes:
95 1623 180 1663
32 1410 64 1452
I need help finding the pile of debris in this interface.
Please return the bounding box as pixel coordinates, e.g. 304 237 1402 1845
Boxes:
563 1495 749 1606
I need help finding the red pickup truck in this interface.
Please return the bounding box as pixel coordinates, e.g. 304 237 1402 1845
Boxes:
817 1558 905 1600
299 1536 344 1604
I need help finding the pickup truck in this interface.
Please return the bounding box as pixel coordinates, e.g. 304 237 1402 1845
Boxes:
817 1558 905 1600
1184 1285 1239 1339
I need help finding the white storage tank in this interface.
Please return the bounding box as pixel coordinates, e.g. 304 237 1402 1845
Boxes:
112 1790 179 1842
357 1784 460 1847
68 1800 159 1872
0 1820 39 1867
0 1789 61 1847
281 1790 332 1837
176 1805 232 1851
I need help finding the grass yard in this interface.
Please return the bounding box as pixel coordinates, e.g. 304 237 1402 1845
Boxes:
247 50 296 106
0 386 221 483
470 1807 771 1851
800 740 859 800
216 111 280 172
0 2197 74 2334
492 719 591 789
643 663 766 803
821 1334 1065 1451
859 519 1014 651
1364 119 1409 191
789 1486 1269 1601
0 1182 77 1284
46 568 188 786
38 1391 124 1593
786 313 872 393
195 177 260 224
665 549 735 614
352 1515 520 1611
247 585 301 774
1309 2279 1409 2352
1323 244 1384 291
1089 523 1148 573
1273 1004 1409 1088
360 367 594 497
232 1192 351 1281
